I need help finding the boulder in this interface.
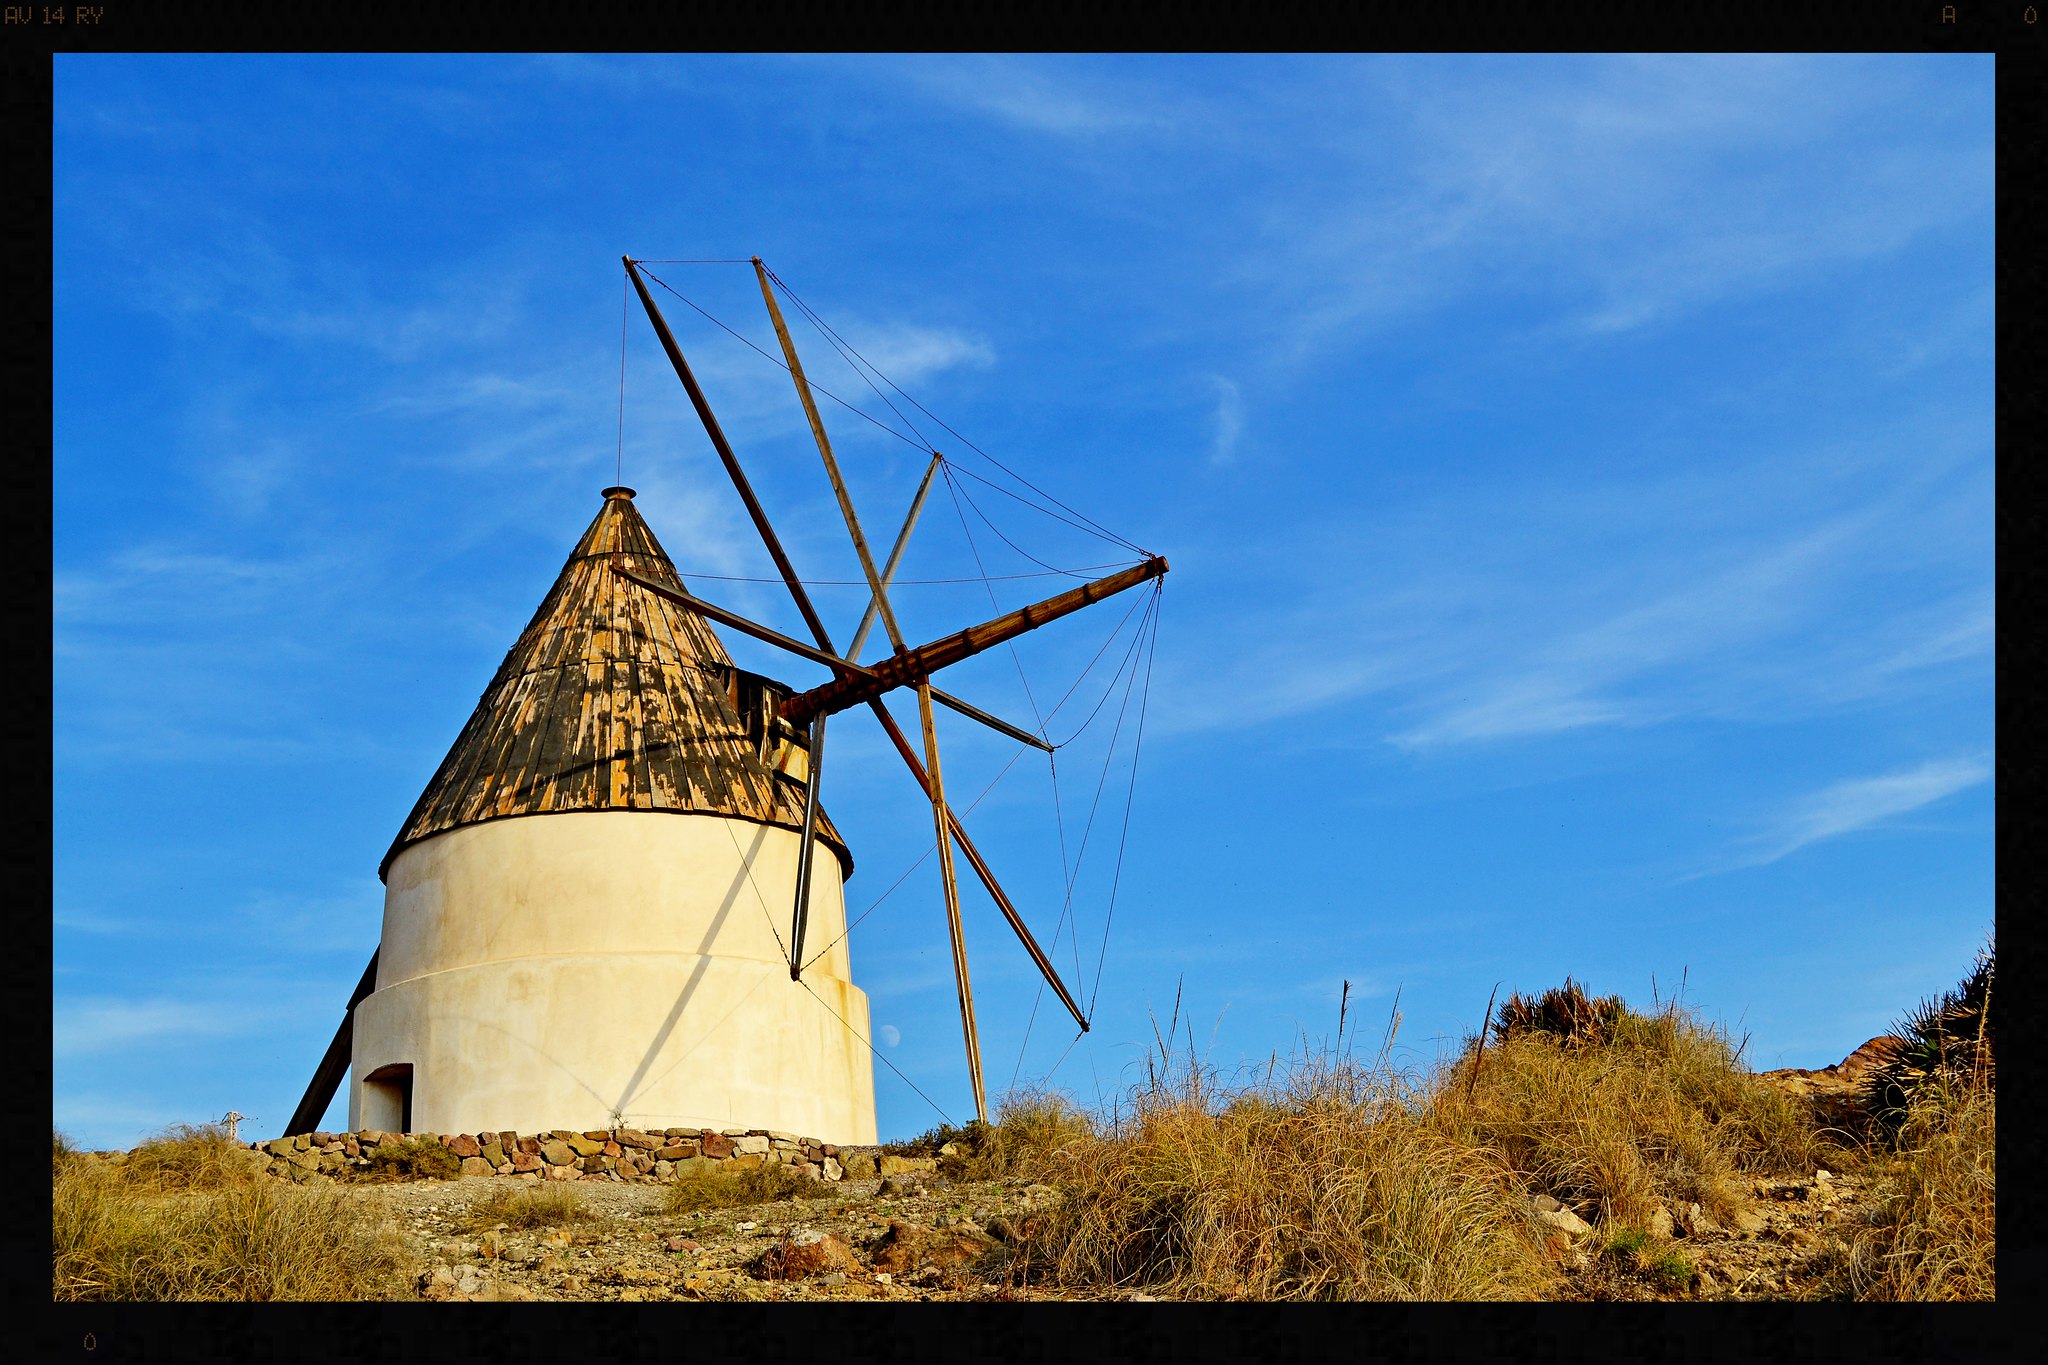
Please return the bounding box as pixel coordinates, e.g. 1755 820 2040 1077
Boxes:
1533 1207 1591 1237
480 1142 506 1167
734 1135 771 1156
836 1148 878 1179
878 1154 936 1177
459 1156 494 1178
700 1134 737 1159
753 1230 857 1281
616 1129 659 1151
656 1142 698 1161
539 1141 577 1166
446 1134 481 1159
510 1152 542 1173
822 1157 843 1182
1648 1206 1676 1240
565 1135 603 1158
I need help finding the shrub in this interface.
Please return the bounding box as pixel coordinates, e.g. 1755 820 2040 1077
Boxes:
53 1155 406 1300
1862 940 1994 1143
664 1161 820 1214
363 1136 461 1182
1493 978 1628 1048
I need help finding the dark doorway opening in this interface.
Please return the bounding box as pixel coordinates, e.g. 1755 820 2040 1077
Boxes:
362 1063 414 1133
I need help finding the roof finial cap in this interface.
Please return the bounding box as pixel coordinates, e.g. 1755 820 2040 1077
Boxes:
601 486 636 501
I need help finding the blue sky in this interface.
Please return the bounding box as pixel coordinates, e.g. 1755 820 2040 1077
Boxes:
53 54 1994 1149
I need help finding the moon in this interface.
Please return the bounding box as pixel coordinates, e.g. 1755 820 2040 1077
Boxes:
878 1024 901 1048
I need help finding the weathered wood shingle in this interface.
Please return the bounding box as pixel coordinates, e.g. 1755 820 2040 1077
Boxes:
378 487 851 881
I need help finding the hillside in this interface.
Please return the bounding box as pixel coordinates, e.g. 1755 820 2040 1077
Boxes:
53 966 1993 1303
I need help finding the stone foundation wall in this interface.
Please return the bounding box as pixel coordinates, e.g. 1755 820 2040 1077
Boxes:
252 1127 938 1186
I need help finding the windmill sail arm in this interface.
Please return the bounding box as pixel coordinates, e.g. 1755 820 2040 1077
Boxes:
868 697 1090 1033
782 556 1168 725
609 565 1050 752
624 256 839 654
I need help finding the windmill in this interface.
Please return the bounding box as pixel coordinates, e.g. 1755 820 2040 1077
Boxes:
283 256 1164 1139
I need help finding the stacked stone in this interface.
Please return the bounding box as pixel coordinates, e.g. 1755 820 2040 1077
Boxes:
251 1127 874 1185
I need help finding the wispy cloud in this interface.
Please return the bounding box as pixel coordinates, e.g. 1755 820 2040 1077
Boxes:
1735 754 1990 869
889 55 1182 137
54 998 251 1059
1222 55 1991 365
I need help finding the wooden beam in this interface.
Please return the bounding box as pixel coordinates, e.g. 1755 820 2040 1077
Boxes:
623 257 1089 1041
916 678 986 1124
867 697 1090 1033
755 258 920 987
782 557 1168 725
284 951 380 1136
847 454 942 665
754 258 912 656
624 256 839 655
789 712 826 978
608 565 1050 753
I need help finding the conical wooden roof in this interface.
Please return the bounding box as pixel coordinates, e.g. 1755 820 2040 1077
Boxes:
379 487 851 880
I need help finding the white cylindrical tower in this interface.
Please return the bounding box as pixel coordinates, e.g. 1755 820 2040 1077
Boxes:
348 487 877 1142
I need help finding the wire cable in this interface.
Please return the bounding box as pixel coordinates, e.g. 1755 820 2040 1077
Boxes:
796 974 955 1128
638 266 932 456
1089 580 1162 1015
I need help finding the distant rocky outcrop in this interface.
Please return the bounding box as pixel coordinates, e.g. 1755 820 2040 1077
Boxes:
1757 1036 1905 1131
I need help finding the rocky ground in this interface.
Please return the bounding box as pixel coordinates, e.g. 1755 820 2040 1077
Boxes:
368 1171 1088 1303
1546 1167 1874 1301
357 1156 1874 1302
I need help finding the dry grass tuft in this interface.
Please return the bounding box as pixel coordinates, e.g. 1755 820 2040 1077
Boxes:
1435 998 1833 1227
461 1182 599 1231
53 1147 406 1300
1815 1082 1994 1301
1006 1044 1556 1301
362 1136 461 1182
663 1160 823 1214
938 1090 1099 1181
120 1122 265 1193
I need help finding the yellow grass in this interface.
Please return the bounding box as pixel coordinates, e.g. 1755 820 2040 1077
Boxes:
1816 1083 1994 1301
53 1131 406 1301
663 1160 822 1214
460 1182 600 1231
1431 1003 1832 1227
1005 1048 1558 1301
